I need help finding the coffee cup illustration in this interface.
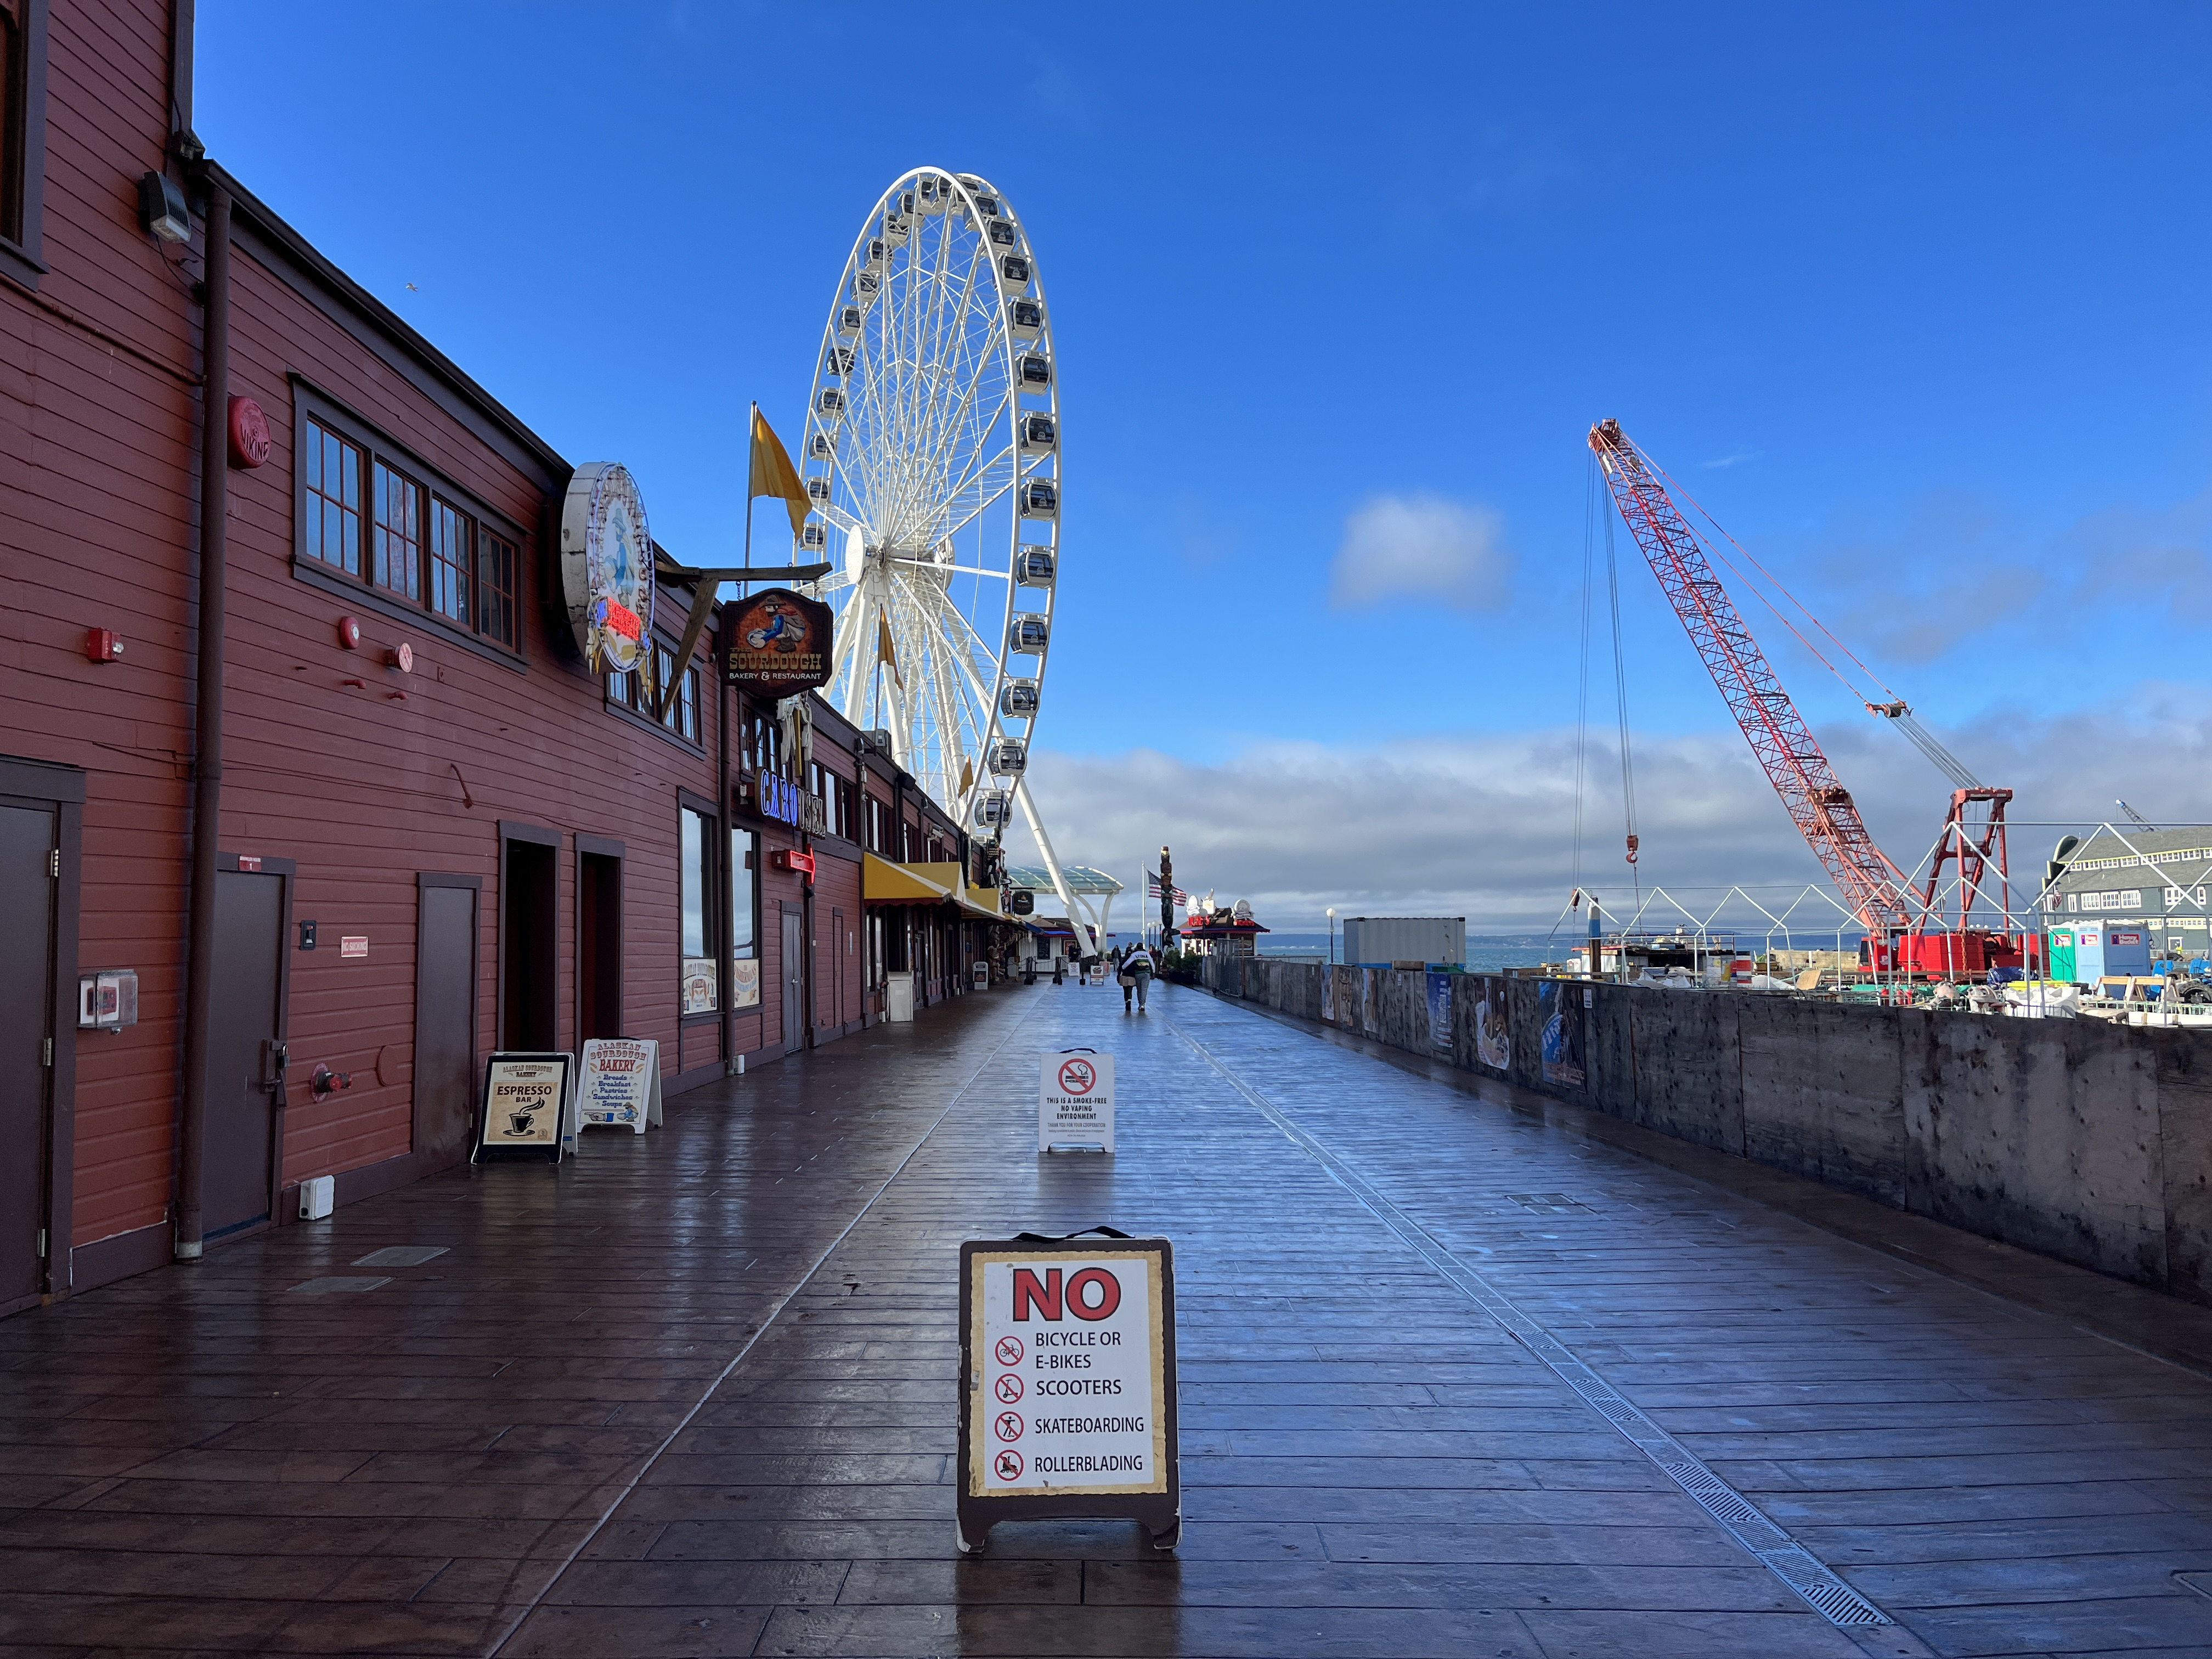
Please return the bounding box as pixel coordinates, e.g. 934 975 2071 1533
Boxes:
507 1108 537 1136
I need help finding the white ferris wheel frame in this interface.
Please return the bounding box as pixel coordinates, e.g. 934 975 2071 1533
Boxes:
794 165 1101 956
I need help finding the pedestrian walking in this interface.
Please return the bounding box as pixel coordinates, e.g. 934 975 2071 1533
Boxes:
1120 943 1156 1013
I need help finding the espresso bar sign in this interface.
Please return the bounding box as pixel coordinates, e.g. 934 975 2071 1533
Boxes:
957 1234 1179 1555
472 1052 575 1164
724 587 834 697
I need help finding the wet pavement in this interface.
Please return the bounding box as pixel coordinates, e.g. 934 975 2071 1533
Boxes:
5 979 2212 1656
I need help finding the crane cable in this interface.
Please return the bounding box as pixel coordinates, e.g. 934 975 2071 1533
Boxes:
1555 459 1600 949
1603 504 1643 919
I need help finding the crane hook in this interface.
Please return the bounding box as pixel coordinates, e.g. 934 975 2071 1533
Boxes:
1625 833 1639 865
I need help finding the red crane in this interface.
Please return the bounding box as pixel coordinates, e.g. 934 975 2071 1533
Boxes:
1588 417 2023 969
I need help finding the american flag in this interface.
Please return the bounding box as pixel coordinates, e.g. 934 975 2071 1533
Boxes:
1145 870 1189 903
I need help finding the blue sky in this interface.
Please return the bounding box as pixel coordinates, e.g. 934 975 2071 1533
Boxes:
200 5 2212 923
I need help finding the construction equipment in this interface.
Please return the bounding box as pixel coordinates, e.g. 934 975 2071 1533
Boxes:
1587 417 2025 975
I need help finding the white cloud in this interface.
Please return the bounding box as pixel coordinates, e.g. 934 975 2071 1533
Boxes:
1329 493 1513 613
1018 689 2212 933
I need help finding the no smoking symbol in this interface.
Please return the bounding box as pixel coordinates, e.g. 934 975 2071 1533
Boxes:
1058 1057 1096 1094
995 1373 1024 1403
994 1411 1024 1442
994 1449 1024 1482
995 1336 1024 1366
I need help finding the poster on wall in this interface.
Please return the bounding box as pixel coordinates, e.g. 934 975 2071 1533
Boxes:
577 1039 663 1136
1538 981 1585 1088
1425 972 1453 1053
1321 969 1336 1024
681 958 718 1014
731 957 762 1009
1474 976 1510 1071
472 1052 575 1164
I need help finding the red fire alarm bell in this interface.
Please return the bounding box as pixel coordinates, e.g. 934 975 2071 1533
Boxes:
84 628 122 662
336 615 362 650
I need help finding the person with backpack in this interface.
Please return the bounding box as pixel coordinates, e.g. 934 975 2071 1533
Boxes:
1120 943 1156 1013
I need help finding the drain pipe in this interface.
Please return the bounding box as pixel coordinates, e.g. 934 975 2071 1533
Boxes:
174 177 230 1262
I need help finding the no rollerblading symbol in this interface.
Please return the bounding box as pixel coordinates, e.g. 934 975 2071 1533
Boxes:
994 1449 1024 1482
995 1373 1025 1403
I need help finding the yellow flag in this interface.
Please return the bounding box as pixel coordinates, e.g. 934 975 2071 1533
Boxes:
748 408 810 539
877 610 901 685
958 759 973 794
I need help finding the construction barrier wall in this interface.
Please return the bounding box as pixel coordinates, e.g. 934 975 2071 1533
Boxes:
1193 958 2212 1307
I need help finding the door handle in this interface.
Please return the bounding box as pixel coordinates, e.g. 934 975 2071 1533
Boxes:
258 1040 289 1092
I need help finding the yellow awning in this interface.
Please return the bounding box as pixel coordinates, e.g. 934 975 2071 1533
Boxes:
864 852 953 905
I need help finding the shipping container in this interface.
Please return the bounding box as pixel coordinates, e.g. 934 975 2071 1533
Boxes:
1342 916 1466 968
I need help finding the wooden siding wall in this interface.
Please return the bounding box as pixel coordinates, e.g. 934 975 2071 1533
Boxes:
0 0 200 1249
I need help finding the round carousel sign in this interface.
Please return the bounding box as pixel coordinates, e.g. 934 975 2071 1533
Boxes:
558 463 653 672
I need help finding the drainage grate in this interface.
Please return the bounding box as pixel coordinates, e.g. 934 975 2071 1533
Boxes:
1506 1193 1591 1212
352 1245 448 1268
290 1276 390 1295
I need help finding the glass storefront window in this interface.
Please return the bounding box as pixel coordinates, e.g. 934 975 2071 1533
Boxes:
680 805 716 1012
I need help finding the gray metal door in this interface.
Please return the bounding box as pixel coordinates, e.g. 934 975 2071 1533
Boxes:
0 804 54 1308
781 908 804 1052
206 867 284 1238
414 881 478 1169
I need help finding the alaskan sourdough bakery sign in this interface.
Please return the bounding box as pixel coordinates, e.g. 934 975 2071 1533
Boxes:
723 586 834 697
956 1231 1180 1554
559 463 654 673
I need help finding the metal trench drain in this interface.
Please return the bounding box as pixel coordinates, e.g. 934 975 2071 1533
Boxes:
1167 1014 1897 1634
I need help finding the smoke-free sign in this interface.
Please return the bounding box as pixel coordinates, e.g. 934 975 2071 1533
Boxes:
956 1236 1180 1553
1040 1051 1114 1152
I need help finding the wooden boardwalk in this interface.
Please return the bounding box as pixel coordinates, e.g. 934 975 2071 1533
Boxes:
4 980 2211 1656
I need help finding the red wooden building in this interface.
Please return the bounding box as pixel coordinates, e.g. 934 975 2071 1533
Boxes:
0 0 1000 1317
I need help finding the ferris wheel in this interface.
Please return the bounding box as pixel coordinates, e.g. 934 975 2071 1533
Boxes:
794 167 1097 950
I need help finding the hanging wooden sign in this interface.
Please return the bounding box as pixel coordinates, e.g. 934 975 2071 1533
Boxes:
723 587 834 697
956 1231 1179 1555
472 1052 575 1164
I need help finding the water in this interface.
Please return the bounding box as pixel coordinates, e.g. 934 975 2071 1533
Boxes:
1255 933 1558 971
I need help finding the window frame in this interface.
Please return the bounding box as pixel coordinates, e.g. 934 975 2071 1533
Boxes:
678 792 720 1018
0 0 48 290
287 379 529 669
602 631 706 753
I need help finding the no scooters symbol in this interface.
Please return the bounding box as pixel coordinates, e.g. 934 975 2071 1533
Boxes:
994 1449 1024 1482
1057 1057 1096 1095
994 1411 1025 1443
995 1373 1025 1403
995 1336 1024 1366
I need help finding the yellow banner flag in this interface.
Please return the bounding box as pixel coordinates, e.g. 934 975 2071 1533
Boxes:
748 408 810 539
877 610 901 685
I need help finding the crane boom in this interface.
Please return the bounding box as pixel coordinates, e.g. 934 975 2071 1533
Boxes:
1588 419 1913 931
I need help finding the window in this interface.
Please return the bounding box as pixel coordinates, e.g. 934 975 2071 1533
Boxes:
865 794 891 854
295 406 520 650
731 828 757 959
304 420 363 575
0 0 46 274
430 498 471 625
680 804 716 1012
603 644 702 746
809 762 854 841
747 710 783 777
372 461 422 600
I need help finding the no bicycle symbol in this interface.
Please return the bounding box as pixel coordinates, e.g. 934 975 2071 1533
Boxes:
996 1336 1024 1366
1058 1056 1097 1094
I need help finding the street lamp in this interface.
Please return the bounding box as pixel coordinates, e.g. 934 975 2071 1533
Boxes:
1326 907 1336 966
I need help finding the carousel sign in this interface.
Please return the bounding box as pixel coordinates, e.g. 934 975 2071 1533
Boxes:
559 463 654 672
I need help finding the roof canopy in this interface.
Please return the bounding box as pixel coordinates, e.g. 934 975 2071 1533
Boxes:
1005 865 1123 895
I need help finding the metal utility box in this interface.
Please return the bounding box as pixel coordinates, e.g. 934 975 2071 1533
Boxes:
1342 916 1466 969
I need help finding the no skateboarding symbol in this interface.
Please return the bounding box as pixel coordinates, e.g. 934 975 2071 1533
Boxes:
994 1412 1025 1442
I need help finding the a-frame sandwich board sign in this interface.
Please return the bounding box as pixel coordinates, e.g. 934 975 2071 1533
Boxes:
956 1229 1179 1554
